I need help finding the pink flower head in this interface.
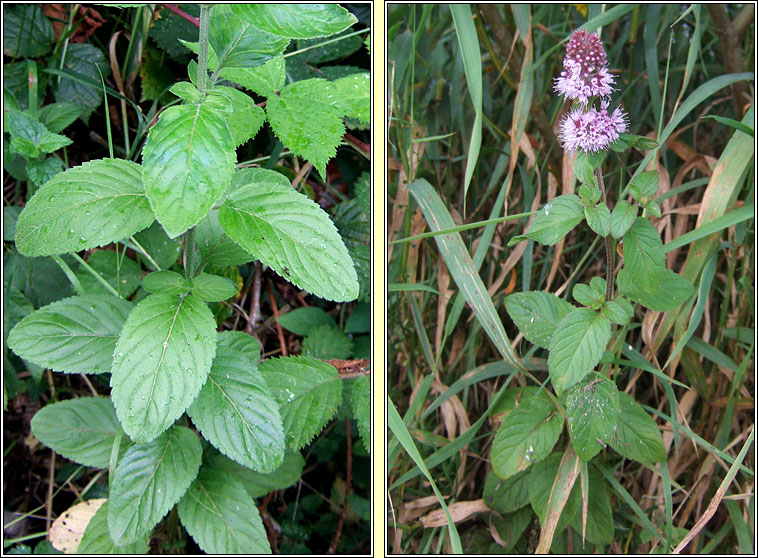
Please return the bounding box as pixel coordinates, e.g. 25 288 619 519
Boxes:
565 29 607 71
558 101 628 153
554 30 615 104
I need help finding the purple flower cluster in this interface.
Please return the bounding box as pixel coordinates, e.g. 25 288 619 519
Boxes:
555 30 627 152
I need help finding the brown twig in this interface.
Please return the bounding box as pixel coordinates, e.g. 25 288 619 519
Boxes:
707 5 752 118
265 280 288 356
327 419 353 554
245 262 262 334
159 4 199 28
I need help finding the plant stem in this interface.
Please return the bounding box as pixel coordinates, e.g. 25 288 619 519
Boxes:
196 4 212 96
596 168 615 300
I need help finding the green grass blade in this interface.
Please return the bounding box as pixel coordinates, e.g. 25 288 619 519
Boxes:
388 398 463 554
664 204 754 253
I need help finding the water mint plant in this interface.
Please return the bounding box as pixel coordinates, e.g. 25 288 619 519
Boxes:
6 4 369 554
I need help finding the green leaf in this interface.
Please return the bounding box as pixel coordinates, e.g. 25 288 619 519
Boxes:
37 102 85 133
217 330 261 365
169 81 202 103
354 171 370 217
142 103 235 238
8 294 133 374
108 426 202 545
230 4 357 39
572 278 605 308
491 393 563 479
259 356 342 449
30 397 130 469
110 294 217 444
79 501 149 554
25 156 65 188
619 132 659 150
578 184 601 205
219 168 359 302
205 449 304 499
528 454 581 535
642 200 661 218
565 373 620 461
142 270 190 296
609 200 638 240
76 250 142 298
132 221 182 270
569 467 614 546
352 374 370 452
265 78 345 178
219 54 285 97
187 343 284 472
345 301 370 333
504 291 574 349
52 43 110 121
195 210 253 267
277 306 337 336
331 72 370 124
209 4 289 70
616 268 695 312
190 273 237 302
209 86 265 147
302 324 353 360
584 202 611 237
148 3 198 60
622 217 665 295
14 159 154 257
548 308 612 395
508 194 584 246
629 170 659 203
177 467 270 553
608 392 666 464
293 29 364 64
602 296 635 326
3 5 54 58
7 110 73 159
572 151 596 187
483 468 530 514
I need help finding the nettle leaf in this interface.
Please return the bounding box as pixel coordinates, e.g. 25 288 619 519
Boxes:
8 294 133 374
76 250 142 298
584 202 611 237
609 199 638 240
142 270 190 296
31 397 130 469
572 277 605 308
265 78 345 179
259 356 342 449
602 297 634 326
3 4 55 58
628 170 659 202
331 72 370 124
195 210 253 267
142 103 235 238
578 183 601 205
277 306 337 336
110 294 217 444
302 324 353 360
209 4 289 70
352 374 370 452
220 54 285 97
528 454 582 536
219 168 359 302
622 217 665 295
26 156 65 188
504 291 574 349
190 273 237 302
548 308 611 395
37 102 84 134
177 467 270 554
209 86 265 147
205 449 304 499
52 43 110 121
609 391 666 464
6 109 72 159
79 501 150 555
483 468 531 514
508 194 584 247
188 342 284 472
565 373 620 461
217 330 261 365
15 159 153 257
617 268 695 312
108 425 202 545
491 393 563 479
230 4 357 39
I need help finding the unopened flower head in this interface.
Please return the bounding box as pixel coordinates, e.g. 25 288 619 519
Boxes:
554 30 615 105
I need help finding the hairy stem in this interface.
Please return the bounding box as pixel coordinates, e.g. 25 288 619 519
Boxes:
596 168 615 300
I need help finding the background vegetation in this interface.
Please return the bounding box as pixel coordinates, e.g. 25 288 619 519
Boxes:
387 4 754 554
